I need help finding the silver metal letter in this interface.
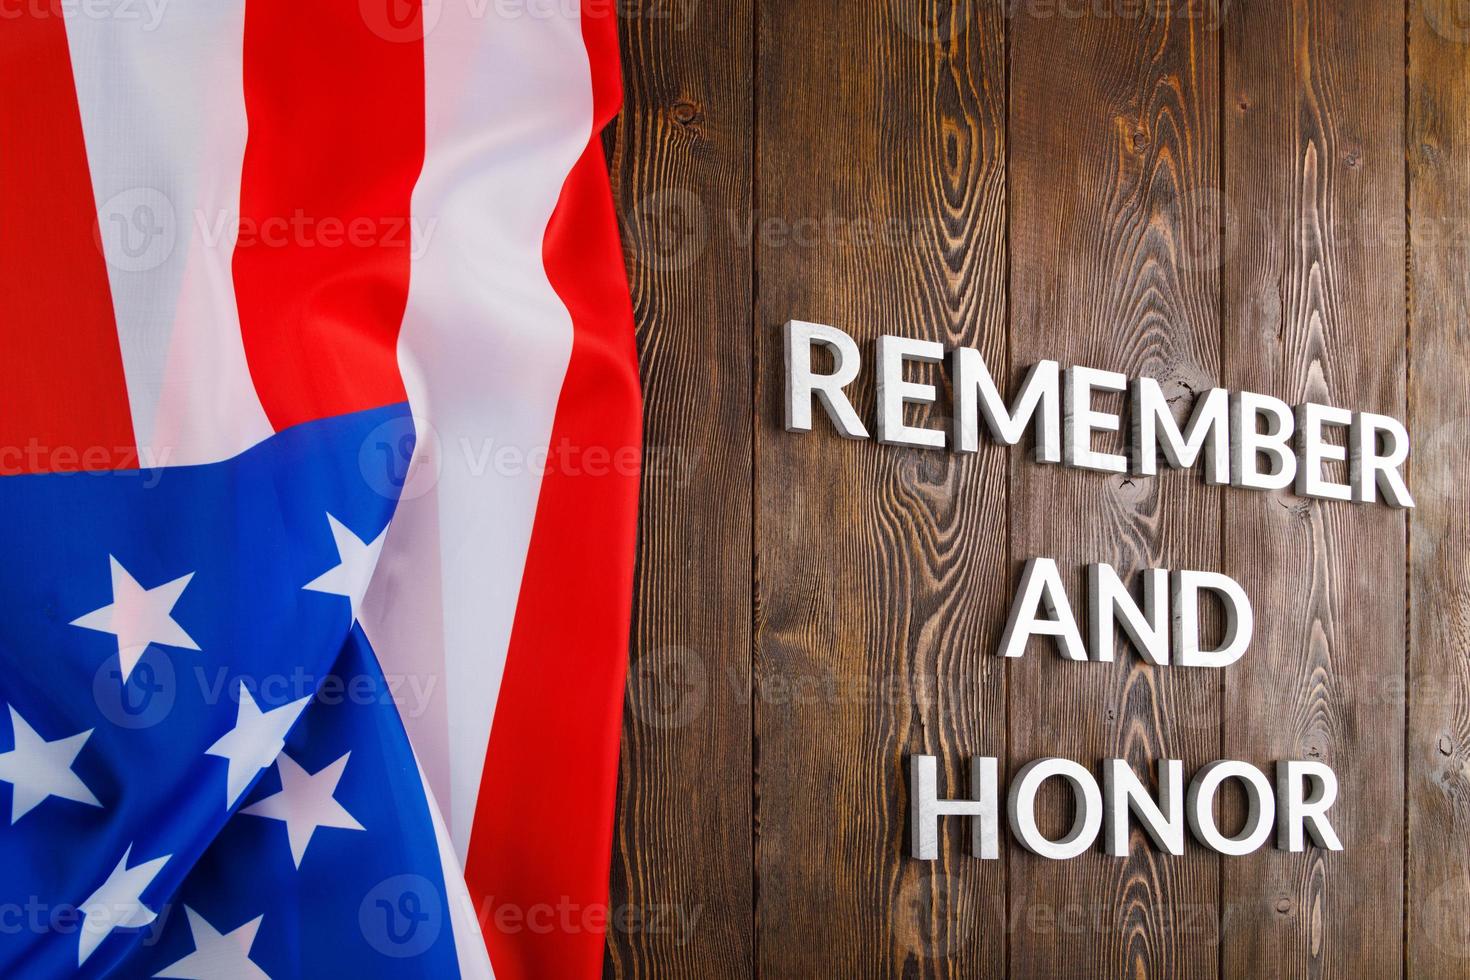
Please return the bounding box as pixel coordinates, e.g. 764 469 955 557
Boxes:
1008 758 1103 860
1171 570 1253 669
1063 366 1129 474
1350 412 1415 509
1130 378 1230 483
1276 760 1343 852
1230 391 1297 491
1087 563 1169 665
909 755 1000 860
875 335 947 449
1294 402 1354 502
998 557 1087 661
951 351 1062 463
1186 760 1275 856
783 320 869 439
1103 758 1185 856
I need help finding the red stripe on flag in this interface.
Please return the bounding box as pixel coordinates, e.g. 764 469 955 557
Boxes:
465 8 640 977
0 3 136 475
234 0 425 431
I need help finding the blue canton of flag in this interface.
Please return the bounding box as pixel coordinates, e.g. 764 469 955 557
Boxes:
0 404 465 978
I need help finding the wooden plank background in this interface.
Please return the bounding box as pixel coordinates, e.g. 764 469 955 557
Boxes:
602 0 1467 976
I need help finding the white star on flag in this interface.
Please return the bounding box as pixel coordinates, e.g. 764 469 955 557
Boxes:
242 752 364 868
205 683 311 808
0 706 100 823
154 907 271 980
301 514 387 623
71 556 199 682
78 845 170 966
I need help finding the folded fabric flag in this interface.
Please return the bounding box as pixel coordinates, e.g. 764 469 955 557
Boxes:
0 1 640 976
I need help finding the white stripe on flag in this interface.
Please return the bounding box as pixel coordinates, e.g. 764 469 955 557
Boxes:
362 2 596 858
62 6 273 465
412 752 495 980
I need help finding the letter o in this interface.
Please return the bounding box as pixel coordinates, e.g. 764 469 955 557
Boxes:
1186 760 1275 855
1007 758 1103 860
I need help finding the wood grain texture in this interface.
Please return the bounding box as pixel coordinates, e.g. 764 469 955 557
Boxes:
752 1 1009 976
1006 3 1223 977
1407 1 1470 975
1220 1 1406 976
603 0 755 975
603 2 1450 976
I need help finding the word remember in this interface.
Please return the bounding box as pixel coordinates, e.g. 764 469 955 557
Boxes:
783 321 1413 508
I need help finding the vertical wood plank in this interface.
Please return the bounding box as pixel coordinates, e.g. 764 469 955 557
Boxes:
1221 0 1406 975
1407 1 1470 974
603 0 755 974
753 0 1009 975
1007 3 1223 978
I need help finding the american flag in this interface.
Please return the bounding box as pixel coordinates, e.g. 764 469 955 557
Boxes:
0 0 640 976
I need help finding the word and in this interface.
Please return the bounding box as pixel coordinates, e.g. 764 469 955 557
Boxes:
1000 557 1250 667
